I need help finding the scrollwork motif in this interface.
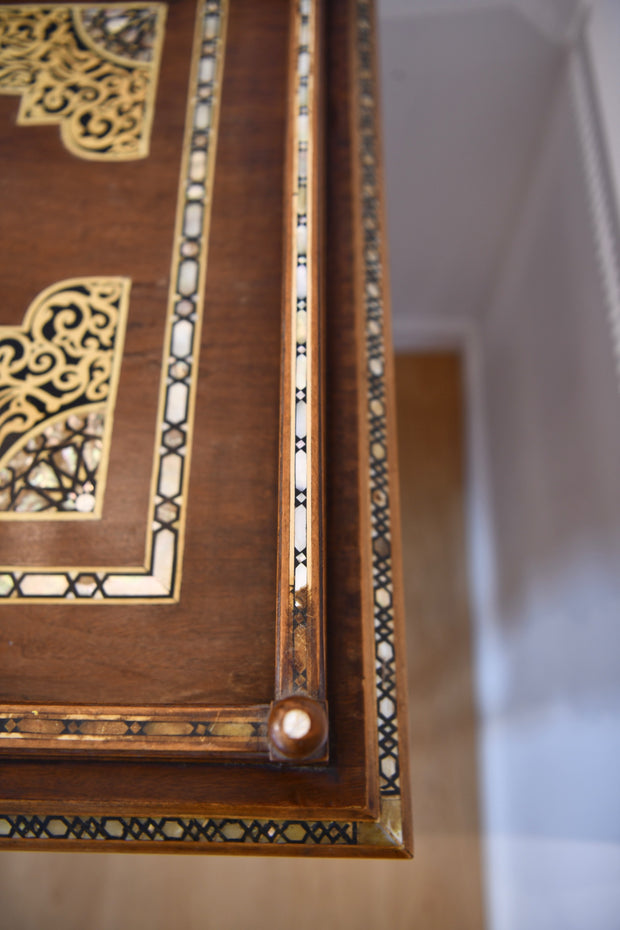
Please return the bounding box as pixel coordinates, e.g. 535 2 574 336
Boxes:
0 4 165 160
0 278 130 486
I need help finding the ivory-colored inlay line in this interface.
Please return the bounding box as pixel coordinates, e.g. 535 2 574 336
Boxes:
291 0 314 597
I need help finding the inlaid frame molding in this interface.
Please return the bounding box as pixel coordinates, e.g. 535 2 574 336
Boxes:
273 0 328 761
0 0 330 765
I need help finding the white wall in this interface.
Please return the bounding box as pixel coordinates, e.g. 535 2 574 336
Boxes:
475 40 620 930
380 0 583 44
379 6 563 343
379 2 620 927
587 0 620 222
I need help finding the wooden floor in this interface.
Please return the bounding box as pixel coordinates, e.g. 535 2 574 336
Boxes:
0 353 485 930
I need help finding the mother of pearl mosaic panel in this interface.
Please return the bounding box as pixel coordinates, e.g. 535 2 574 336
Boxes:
0 0 228 601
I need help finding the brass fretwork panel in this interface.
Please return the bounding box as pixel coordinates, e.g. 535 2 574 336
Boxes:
0 3 166 160
0 278 129 518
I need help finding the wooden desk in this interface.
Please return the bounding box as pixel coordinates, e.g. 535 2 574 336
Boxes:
0 0 411 856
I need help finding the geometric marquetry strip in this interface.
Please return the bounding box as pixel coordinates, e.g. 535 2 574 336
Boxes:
275 0 327 725
0 815 358 846
355 0 402 799
0 3 166 161
0 278 130 518
0 705 270 756
0 0 228 601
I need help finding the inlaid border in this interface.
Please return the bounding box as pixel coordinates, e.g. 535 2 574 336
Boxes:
0 0 227 603
0 0 410 853
354 1 403 801
0 704 269 756
275 0 327 706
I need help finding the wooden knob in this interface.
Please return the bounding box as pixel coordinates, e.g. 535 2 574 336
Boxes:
268 696 328 762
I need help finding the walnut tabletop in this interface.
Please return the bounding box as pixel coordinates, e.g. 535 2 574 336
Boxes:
0 0 411 856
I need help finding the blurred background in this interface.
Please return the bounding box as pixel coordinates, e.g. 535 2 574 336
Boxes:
383 0 620 927
1 0 619 927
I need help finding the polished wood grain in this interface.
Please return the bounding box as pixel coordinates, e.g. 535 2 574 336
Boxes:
396 352 485 926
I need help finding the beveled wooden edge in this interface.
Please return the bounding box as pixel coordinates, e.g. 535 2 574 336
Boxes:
0 0 412 854
0 798 408 858
275 0 327 711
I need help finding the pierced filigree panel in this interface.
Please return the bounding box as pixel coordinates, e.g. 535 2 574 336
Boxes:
0 278 130 519
0 3 166 160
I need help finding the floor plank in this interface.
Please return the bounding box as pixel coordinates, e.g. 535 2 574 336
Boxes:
0 352 485 930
